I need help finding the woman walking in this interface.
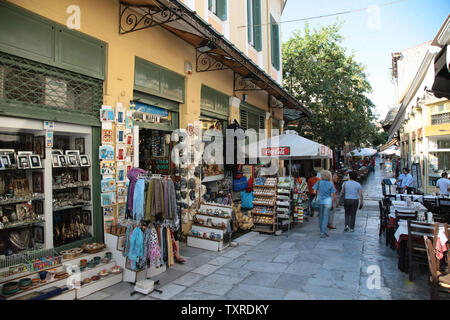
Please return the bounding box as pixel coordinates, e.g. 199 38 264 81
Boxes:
312 170 336 238
337 171 363 232
328 172 339 229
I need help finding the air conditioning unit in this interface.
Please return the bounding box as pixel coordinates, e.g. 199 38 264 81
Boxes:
45 76 67 108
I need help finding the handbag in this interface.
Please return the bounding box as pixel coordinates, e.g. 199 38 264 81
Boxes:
240 191 254 209
310 181 320 210
233 176 248 192
338 182 346 206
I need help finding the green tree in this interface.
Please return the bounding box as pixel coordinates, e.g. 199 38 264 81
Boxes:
283 23 379 150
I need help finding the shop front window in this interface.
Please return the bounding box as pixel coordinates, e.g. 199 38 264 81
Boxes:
0 52 103 117
428 152 450 186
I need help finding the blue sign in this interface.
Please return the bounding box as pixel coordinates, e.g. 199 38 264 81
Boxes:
134 101 169 117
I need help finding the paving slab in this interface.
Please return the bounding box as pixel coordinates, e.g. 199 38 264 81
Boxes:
149 283 187 300
190 280 234 296
226 283 287 300
242 261 288 273
191 263 221 276
173 272 204 287
241 271 280 287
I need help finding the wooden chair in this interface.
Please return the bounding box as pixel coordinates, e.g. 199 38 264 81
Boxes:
437 198 450 223
400 195 410 201
423 197 437 213
424 236 450 299
407 221 439 281
395 210 418 222
379 200 385 238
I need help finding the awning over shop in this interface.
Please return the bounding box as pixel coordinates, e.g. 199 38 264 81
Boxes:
346 148 377 157
431 45 450 99
118 0 310 116
245 132 333 160
380 138 399 152
379 146 400 156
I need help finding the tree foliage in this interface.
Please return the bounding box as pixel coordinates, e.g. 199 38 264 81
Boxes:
283 23 379 150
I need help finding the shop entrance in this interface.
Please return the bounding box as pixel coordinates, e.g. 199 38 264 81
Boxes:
138 128 173 175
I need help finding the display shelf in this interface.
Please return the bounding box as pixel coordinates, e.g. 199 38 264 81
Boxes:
0 194 45 206
253 222 274 225
53 202 92 211
2 259 117 300
52 183 91 190
252 201 276 207
0 167 45 172
187 235 228 252
201 174 224 183
192 223 225 231
252 227 274 234
0 219 45 231
195 212 231 220
76 272 122 299
251 212 274 217
0 262 62 285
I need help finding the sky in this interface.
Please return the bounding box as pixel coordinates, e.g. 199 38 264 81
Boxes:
281 0 450 120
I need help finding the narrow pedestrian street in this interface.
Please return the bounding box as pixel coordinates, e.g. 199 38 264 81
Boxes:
84 163 430 300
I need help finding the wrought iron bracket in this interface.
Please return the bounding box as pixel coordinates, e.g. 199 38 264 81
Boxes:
119 1 183 35
196 51 231 73
233 72 263 92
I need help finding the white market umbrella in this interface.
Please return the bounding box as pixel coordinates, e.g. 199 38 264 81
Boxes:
346 148 377 157
380 146 400 156
245 133 333 160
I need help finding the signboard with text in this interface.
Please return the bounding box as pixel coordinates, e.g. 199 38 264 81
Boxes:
262 147 290 156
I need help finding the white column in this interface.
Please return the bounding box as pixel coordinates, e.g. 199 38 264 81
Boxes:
44 144 53 249
133 125 139 168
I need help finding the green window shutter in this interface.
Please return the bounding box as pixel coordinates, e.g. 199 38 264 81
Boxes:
208 0 213 11
253 0 262 51
240 109 248 130
271 15 280 70
216 0 227 21
259 115 265 130
247 0 252 42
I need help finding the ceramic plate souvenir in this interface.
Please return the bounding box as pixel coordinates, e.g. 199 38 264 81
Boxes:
110 266 122 274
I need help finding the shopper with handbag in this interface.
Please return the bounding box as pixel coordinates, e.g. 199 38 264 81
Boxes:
337 171 363 232
307 171 320 217
312 170 336 238
328 172 339 229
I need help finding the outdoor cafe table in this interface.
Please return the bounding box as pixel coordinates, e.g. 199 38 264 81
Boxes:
394 220 448 272
394 194 424 202
389 201 428 218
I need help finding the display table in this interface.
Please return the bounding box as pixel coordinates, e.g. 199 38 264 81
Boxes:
187 204 232 252
0 246 122 300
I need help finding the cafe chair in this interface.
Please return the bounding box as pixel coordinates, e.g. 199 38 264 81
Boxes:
424 236 450 300
400 195 411 201
423 197 437 213
407 220 439 282
378 200 388 238
437 198 450 223
395 210 418 221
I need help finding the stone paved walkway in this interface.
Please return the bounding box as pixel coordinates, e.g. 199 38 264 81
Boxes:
86 163 432 300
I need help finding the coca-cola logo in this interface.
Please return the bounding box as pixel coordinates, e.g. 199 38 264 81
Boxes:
262 147 290 156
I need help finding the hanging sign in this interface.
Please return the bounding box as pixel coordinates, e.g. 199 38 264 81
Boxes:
43 121 54 131
46 131 53 148
320 146 326 156
262 147 290 156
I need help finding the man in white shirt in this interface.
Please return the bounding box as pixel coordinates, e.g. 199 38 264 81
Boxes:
397 168 415 194
436 172 450 196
